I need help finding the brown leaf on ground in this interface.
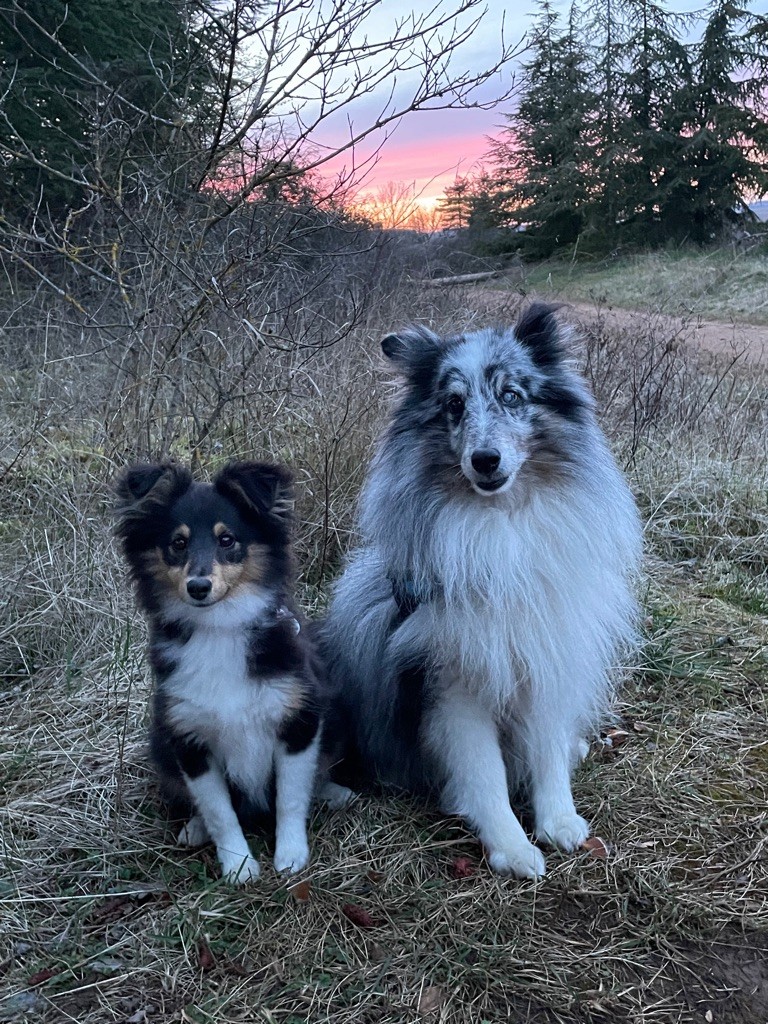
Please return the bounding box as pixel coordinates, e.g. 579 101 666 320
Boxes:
366 869 385 884
449 857 476 879
418 985 445 1014
197 940 215 971
221 958 253 977
88 888 169 925
27 968 59 987
582 837 610 860
288 879 311 902
367 942 388 962
341 903 378 928
604 727 630 749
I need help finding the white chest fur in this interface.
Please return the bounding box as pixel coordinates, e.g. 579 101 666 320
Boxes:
163 626 293 803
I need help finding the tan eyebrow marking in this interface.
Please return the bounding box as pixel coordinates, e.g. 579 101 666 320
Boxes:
213 521 232 538
172 524 191 540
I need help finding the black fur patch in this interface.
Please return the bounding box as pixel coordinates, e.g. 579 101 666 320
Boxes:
279 704 321 754
149 645 177 681
531 379 587 422
149 703 209 820
155 619 194 645
514 302 565 371
382 327 448 409
214 462 293 548
246 615 305 677
393 660 427 750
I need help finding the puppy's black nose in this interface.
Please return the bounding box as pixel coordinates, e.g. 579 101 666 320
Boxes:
471 448 501 475
187 577 212 601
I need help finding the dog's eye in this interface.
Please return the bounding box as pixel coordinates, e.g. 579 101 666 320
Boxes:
446 395 465 417
219 533 236 548
170 537 187 552
501 388 523 407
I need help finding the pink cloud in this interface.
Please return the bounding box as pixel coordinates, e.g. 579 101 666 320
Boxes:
317 103 506 205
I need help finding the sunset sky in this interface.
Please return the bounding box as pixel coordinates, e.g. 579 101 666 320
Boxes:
315 1 518 209
315 0 706 212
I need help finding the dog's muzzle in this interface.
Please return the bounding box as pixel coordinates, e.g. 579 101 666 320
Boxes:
186 576 213 602
468 447 509 493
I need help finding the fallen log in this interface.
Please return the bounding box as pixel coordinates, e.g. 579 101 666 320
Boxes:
419 269 502 286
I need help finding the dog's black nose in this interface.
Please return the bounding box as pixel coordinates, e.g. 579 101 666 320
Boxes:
471 448 501 475
187 577 213 601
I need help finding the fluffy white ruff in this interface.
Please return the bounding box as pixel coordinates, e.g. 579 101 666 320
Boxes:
419 482 639 724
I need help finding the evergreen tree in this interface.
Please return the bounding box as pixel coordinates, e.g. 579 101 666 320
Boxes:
674 0 768 241
438 176 474 229
485 0 768 253
466 171 505 237
0 0 212 217
613 0 695 242
490 0 596 255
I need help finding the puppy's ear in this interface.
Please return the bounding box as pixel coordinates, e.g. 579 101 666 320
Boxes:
115 462 191 511
513 303 566 370
114 463 192 551
214 462 294 529
381 325 442 372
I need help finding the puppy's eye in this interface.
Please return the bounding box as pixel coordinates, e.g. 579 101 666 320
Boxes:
170 537 187 552
446 394 465 417
219 533 236 548
501 388 523 407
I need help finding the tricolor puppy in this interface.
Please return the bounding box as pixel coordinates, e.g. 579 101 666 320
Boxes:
116 461 336 884
321 304 642 879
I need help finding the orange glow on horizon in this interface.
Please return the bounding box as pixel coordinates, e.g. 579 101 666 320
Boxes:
321 126 495 212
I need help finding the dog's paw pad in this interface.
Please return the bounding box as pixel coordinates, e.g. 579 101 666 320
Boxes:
319 781 357 811
178 816 209 848
487 842 546 879
274 841 310 874
221 855 261 885
536 814 590 851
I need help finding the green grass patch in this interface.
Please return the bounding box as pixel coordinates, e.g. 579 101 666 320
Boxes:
516 248 768 324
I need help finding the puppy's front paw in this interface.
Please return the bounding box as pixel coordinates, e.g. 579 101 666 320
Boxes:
274 838 310 874
221 853 261 885
487 841 546 879
319 780 357 811
178 815 209 848
536 813 590 851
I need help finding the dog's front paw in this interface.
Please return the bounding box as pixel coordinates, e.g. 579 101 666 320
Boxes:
221 853 261 885
536 813 590 851
487 841 546 879
273 838 310 874
318 780 357 811
178 815 209 848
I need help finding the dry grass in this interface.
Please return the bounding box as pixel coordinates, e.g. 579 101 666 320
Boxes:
519 248 768 325
1 268 767 1024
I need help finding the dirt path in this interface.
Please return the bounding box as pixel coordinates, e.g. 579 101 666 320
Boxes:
565 299 768 364
473 287 768 364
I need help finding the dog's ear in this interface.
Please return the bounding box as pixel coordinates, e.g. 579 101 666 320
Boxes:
214 462 294 529
114 463 192 550
381 326 442 372
514 303 568 371
115 463 191 511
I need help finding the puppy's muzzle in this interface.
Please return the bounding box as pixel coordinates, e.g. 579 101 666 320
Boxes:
186 577 213 602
